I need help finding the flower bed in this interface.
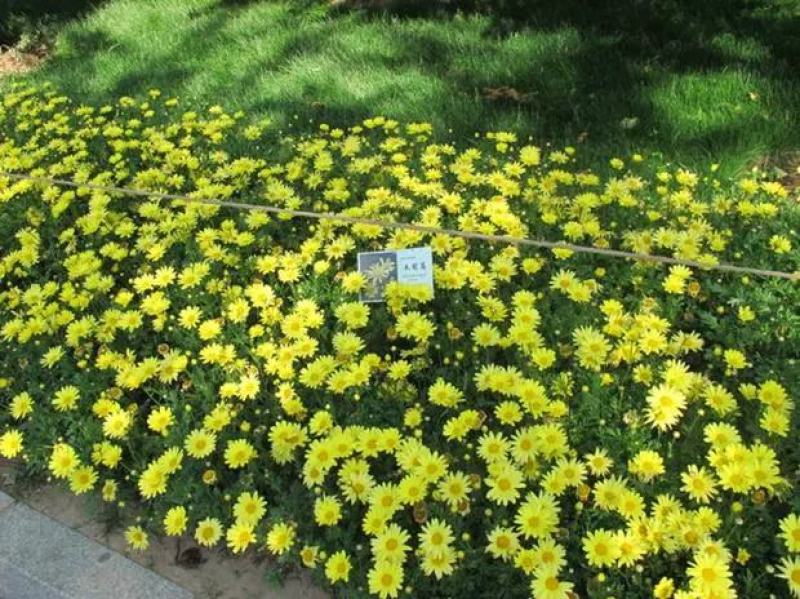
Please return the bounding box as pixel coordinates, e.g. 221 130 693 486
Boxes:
0 83 799 598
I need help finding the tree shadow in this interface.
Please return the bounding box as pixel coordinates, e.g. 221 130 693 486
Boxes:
25 0 800 173
337 0 800 74
0 0 104 46
329 0 800 168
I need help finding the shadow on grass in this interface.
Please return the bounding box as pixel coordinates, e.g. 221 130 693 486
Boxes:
341 0 800 71
24 0 800 173
0 0 105 46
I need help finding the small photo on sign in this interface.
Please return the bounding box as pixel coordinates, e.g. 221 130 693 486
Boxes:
358 251 398 302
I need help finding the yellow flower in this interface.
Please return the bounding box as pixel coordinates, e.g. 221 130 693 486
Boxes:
436 472 471 511
290 544 314 569
226 522 255 554
485 461 524 506
40 346 64 368
645 384 687 431
223 439 257 469
653 577 675 599
340 272 367 293
758 380 789 411
156 447 184 475
163 506 188 536
397 475 428 505
514 492 560 539
178 306 203 328
736 548 751 565
147 406 174 435
680 465 718 504
495 400 523 425
125 525 149 551
314 495 342 527
103 409 132 439
227 297 250 323
195 517 223 547
662 273 686 294
184 429 216 459
233 491 267 525
197 319 222 341
486 526 519 561
777 556 800 597
158 351 188 383
367 560 404 599
582 528 620 567
769 234 792 254
421 544 457 579
584 449 613 476
138 463 168 499
324 550 351 583
101 479 117 502
427 378 463 408
395 311 435 343
9 392 34 420
68 465 97 494
780 513 800 553
266 521 295 555
371 523 411 564
628 449 665 482
387 360 411 381
737 305 755 322
0 430 23 458
519 145 541 166
723 349 748 373
335 302 370 329
49 443 79 479
418 518 454 556
52 385 80 412
531 564 574 599
687 552 734 597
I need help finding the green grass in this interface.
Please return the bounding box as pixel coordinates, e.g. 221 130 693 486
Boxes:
5 0 800 175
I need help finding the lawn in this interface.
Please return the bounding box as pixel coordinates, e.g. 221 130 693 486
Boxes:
3 0 799 176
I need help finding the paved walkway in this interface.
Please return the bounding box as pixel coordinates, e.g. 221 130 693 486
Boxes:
0 490 192 599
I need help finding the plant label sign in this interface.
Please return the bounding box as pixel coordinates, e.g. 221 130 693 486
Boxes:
357 246 434 303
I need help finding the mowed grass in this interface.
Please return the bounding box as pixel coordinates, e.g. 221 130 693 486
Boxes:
6 0 800 175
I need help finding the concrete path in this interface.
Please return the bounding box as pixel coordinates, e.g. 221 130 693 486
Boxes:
0 490 192 599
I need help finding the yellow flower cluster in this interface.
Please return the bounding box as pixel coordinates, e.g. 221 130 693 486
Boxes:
0 83 798 599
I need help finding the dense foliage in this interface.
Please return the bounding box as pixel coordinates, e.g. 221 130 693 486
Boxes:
0 0 96 48
0 83 799 598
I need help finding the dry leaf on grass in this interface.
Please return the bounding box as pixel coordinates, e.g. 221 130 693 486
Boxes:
0 47 46 76
752 151 800 193
481 86 534 103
